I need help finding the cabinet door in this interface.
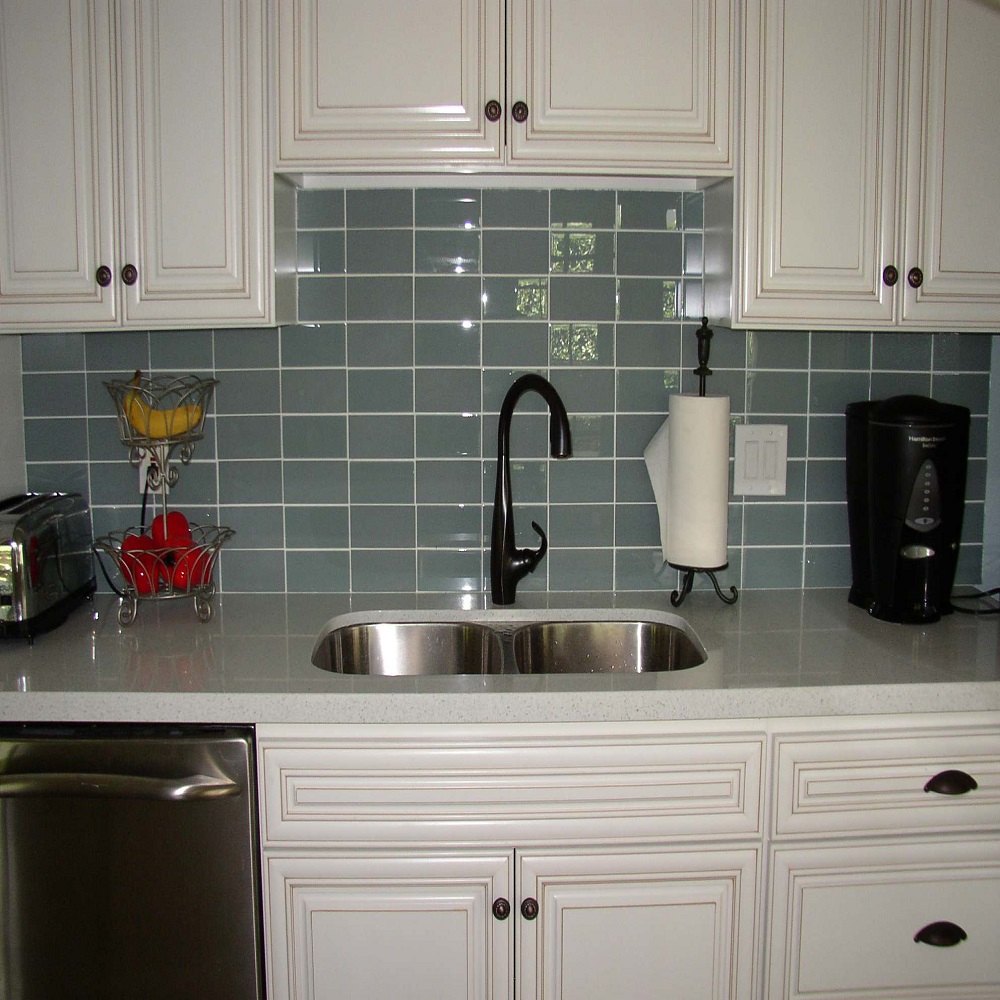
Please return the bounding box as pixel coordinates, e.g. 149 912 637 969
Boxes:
736 0 902 328
275 0 504 168
265 852 512 1000
768 839 1000 999
517 847 759 1000
118 0 269 326
900 0 1000 328
0 0 118 330
508 0 734 172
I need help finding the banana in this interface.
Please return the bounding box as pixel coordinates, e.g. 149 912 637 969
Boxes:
125 369 203 440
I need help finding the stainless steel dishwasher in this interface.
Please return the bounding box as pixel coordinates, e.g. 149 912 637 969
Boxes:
0 724 263 1000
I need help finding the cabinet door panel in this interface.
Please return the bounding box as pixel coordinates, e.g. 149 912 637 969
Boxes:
738 0 900 326
902 0 1000 326
0 0 117 329
266 852 512 1000
509 0 733 170
517 847 759 1000
119 0 267 324
768 839 1000 998
276 0 504 167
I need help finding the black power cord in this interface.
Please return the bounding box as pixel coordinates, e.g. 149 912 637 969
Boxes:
950 587 1000 615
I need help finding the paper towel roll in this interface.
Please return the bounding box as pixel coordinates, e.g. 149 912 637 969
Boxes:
644 394 730 569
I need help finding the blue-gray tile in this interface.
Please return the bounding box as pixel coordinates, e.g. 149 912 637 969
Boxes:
348 414 414 458
351 504 415 548
933 332 993 372
22 373 86 417
416 459 482 503
281 324 345 366
283 459 348 504
27 461 89 498
298 276 346 322
566 414 615 458
286 549 351 593
84 330 149 372
616 368 680 412
550 231 615 274
805 503 849 545
551 189 616 229
165 461 218 506
222 549 287 593
414 274 482 321
351 549 416 592
417 503 483 547
550 323 613 365
811 331 871 370
214 328 280 369
297 231 345 274
618 278 679 321
216 415 281 458
347 229 413 274
298 189 345 228
24 417 88 462
348 368 413 412
346 276 412 321
872 332 930 371
414 367 481 413
742 547 804 588
346 189 412 228
932 372 990 414
747 370 808 414
150 329 216 371
482 189 548 228
349 460 414 503
346 323 414 367
616 413 668 459
803 546 852 587
807 415 846 459
482 322 547 367
617 191 683 230
615 324 681 367
22 332 86 371
549 368 615 413
415 189 481 229
218 459 283 504
615 458 656 502
550 458 614 502
688 323 746 368
871 371 930 400
614 503 659 547
415 230 480 274
809 371 871 415
550 276 616 321
215 370 280 414
617 231 683 276
416 414 482 458
615 548 673 590
483 276 548 320
219 505 285 549
482 229 549 274
281 368 346 413
748 330 810 369
415 322 481 367
417 549 482 592
282 415 348 458
547 547 614 590
549 503 614 547
744 504 805 546
806 458 846 502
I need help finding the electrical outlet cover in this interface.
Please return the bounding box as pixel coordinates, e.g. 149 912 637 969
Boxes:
733 424 788 495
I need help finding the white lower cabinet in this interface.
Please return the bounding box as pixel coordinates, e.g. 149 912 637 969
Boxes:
257 723 764 1000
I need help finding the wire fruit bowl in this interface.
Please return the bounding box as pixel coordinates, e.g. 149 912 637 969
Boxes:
94 524 234 626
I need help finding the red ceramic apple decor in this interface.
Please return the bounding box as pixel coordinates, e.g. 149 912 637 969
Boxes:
119 532 158 596
171 546 209 591
151 510 193 552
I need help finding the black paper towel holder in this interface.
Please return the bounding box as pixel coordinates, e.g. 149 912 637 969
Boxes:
669 318 739 609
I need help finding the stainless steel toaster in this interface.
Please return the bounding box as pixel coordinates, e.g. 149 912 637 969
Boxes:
0 493 96 639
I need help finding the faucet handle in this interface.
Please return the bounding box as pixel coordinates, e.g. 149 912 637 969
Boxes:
525 520 548 569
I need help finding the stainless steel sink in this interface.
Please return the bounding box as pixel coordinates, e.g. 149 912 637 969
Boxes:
512 620 705 674
311 609 706 676
314 621 504 675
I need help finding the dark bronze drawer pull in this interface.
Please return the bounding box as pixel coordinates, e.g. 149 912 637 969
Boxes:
924 769 978 795
492 897 510 920
520 897 539 920
914 921 967 947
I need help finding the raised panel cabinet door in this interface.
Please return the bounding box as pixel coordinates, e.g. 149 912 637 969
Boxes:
117 0 268 325
900 0 1000 328
737 0 902 327
508 0 734 172
265 852 512 1000
275 0 504 167
0 0 118 329
517 847 759 1000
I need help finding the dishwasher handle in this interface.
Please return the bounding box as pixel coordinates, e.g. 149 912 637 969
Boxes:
0 771 241 801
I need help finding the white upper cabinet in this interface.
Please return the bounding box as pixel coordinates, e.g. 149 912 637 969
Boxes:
0 0 274 332
727 0 1000 330
274 0 735 175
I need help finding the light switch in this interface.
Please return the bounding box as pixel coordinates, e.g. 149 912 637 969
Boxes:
734 424 787 495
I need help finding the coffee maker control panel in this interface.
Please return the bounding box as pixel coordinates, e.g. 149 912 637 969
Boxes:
904 459 941 533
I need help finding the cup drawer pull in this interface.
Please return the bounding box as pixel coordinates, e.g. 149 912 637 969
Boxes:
924 769 978 795
914 921 967 947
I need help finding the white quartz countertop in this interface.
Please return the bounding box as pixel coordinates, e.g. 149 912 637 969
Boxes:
0 589 997 724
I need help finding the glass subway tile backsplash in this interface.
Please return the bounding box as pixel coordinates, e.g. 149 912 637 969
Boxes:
19 187 995 595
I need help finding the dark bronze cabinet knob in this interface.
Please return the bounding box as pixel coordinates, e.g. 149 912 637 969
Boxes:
492 898 510 920
914 921 967 947
95 265 113 288
924 769 978 795
520 897 539 920
485 100 502 122
882 264 898 287
907 266 923 288
121 264 138 286
511 101 529 123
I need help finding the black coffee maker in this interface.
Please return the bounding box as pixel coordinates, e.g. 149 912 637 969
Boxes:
845 394 970 624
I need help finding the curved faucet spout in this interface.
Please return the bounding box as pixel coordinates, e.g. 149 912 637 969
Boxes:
491 374 572 605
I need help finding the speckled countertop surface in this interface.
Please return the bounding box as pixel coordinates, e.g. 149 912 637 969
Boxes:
0 589 997 724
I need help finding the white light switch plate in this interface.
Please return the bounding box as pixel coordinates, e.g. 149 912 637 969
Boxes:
733 424 787 495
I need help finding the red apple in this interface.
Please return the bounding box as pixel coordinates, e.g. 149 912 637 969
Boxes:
120 532 158 596
151 511 193 551
171 545 210 591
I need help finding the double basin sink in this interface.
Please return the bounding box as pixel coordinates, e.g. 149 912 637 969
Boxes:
312 608 706 677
